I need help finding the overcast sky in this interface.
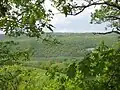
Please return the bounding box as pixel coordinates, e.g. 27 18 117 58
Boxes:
0 1 108 34
45 0 108 33
50 10 107 33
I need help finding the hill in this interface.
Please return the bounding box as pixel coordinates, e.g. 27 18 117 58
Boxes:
3 33 119 61
0 34 4 40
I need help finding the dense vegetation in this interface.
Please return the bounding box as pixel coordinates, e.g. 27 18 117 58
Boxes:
0 0 120 90
45 41 120 90
2 33 119 68
4 33 119 58
1 33 120 90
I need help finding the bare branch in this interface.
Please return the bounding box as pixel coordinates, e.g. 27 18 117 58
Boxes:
93 30 120 35
67 1 120 16
116 27 120 31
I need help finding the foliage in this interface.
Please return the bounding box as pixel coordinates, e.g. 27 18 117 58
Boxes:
0 0 120 89
0 65 48 90
0 41 32 65
0 0 119 37
0 0 54 38
4 33 118 60
91 1 120 31
0 41 48 90
1 34 120 90
51 0 120 32
45 41 120 90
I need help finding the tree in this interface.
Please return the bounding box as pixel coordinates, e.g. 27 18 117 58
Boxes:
45 41 120 90
51 0 120 34
0 1 120 90
0 0 54 38
0 0 120 37
0 41 32 65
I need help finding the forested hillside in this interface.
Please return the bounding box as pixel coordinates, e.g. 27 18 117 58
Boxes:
3 33 119 61
0 0 120 89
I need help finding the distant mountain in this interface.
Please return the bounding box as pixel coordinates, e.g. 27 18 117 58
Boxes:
0 34 4 40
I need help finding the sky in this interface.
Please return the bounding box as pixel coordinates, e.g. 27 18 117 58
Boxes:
0 0 108 34
50 10 107 33
45 0 107 33
0 31 4 34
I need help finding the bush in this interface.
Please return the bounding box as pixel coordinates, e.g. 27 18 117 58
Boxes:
45 41 120 90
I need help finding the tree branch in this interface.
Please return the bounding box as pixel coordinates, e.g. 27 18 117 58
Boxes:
108 16 120 20
106 16 120 20
93 30 120 35
105 1 120 9
115 0 118 4
116 27 120 31
68 1 120 16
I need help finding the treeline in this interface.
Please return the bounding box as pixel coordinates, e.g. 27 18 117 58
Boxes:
4 33 119 60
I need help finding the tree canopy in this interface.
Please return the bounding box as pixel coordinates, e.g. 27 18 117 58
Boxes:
0 0 120 90
0 0 119 37
52 0 120 33
0 0 54 38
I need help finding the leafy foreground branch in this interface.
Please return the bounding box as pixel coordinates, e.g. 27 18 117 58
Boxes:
0 65 48 90
0 41 50 90
1 40 120 90
52 0 120 32
45 41 120 90
0 0 119 38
